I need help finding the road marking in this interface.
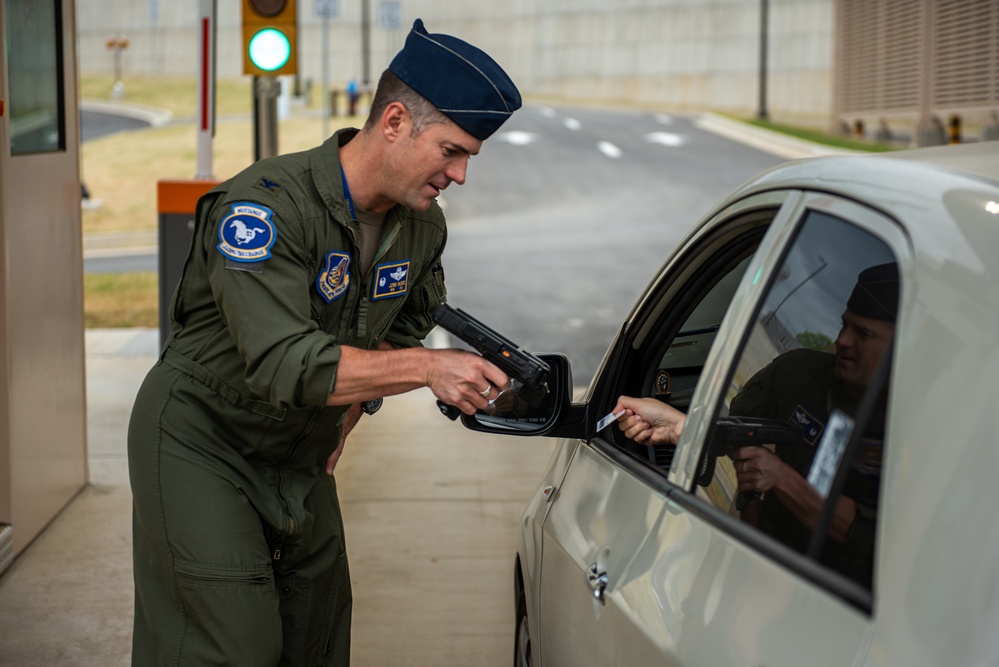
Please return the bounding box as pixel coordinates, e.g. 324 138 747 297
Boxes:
495 131 538 146
644 131 687 147
597 141 622 159
564 117 582 131
538 106 557 118
655 114 674 125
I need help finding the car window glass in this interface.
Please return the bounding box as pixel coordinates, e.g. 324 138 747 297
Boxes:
604 209 772 471
695 210 897 592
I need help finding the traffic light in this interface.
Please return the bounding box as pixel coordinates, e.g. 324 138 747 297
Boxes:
242 0 298 76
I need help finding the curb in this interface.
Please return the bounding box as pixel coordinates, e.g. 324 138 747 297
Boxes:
80 99 173 128
695 112 861 160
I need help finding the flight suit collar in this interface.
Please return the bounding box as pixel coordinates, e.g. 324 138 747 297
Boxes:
310 128 359 226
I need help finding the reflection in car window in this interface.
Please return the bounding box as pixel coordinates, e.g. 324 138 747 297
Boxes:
698 211 897 591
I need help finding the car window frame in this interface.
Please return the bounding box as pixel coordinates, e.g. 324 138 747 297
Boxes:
579 191 801 493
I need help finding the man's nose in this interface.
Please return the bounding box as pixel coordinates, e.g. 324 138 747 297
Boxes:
836 328 854 348
446 158 469 186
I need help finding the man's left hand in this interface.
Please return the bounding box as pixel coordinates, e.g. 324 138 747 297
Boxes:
326 403 363 475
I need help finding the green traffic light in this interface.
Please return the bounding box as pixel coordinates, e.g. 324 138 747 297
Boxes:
248 28 291 71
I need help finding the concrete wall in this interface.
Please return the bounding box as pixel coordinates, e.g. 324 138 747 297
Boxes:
77 0 835 123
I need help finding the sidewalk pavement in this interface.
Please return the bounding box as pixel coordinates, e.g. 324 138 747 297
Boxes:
0 328 556 666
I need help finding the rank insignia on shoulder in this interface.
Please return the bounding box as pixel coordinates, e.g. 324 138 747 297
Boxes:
253 176 284 197
217 203 277 263
372 260 410 300
317 251 351 302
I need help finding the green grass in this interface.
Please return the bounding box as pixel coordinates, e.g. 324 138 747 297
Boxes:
740 116 899 153
84 272 159 328
80 74 253 119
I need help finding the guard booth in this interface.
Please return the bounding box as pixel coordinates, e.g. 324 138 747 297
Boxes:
0 0 88 570
157 180 219 346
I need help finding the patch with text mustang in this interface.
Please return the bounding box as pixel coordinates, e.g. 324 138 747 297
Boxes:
217 203 277 263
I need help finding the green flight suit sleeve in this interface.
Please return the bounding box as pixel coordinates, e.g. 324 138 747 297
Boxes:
203 193 340 409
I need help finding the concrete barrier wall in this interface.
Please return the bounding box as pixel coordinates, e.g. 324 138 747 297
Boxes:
77 0 833 123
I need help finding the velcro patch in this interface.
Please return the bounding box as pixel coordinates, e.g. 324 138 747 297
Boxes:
316 251 351 303
217 203 277 263
790 404 825 446
372 261 409 300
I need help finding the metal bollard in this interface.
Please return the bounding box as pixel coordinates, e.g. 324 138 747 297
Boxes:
948 115 961 144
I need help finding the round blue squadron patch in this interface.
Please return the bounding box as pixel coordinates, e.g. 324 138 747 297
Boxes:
316 251 351 302
217 203 278 262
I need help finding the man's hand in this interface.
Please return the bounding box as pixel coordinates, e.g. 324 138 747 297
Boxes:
732 445 787 493
614 396 687 446
425 349 510 416
327 346 509 413
326 403 363 476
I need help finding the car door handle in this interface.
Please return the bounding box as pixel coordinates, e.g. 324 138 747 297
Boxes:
587 562 608 605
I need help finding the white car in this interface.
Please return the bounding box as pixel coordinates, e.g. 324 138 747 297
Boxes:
460 142 999 666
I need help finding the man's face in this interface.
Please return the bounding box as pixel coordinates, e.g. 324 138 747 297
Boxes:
833 309 895 392
389 116 482 211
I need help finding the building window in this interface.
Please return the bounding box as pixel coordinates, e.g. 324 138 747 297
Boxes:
6 0 65 155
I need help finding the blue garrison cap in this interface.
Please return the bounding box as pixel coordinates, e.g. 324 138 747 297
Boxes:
388 19 522 140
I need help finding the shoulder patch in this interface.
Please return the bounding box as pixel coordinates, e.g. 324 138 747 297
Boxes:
217 202 278 262
252 176 284 197
316 251 351 302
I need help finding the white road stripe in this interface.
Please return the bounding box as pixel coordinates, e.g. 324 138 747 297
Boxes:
644 131 687 147
597 141 622 159
564 117 582 131
495 131 538 145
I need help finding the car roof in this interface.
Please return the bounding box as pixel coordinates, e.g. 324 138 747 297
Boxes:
727 143 999 255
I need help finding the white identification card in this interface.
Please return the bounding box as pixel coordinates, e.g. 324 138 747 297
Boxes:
596 409 625 433
807 409 855 498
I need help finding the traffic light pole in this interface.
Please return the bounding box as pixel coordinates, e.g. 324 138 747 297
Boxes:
254 76 280 161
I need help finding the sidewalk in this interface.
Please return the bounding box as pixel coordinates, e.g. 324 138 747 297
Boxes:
0 329 556 666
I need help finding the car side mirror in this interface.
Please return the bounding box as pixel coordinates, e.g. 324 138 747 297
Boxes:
459 353 586 438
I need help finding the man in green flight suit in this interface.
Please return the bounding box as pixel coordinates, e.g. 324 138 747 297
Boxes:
128 19 521 666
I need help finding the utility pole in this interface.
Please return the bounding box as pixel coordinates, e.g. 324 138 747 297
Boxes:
757 0 769 121
361 0 371 87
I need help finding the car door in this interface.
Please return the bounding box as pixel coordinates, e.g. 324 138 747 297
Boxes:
538 191 908 666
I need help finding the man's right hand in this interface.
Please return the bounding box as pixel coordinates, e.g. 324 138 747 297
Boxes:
614 396 687 446
426 348 510 416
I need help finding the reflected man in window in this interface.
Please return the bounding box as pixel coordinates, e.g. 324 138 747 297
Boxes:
616 263 898 587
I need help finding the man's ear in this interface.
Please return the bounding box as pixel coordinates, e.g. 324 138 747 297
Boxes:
381 102 410 142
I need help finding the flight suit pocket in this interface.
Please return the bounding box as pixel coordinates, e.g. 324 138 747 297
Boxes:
173 559 283 666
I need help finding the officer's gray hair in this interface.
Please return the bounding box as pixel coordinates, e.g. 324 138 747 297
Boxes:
364 70 448 137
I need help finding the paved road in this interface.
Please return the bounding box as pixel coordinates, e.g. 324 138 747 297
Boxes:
83 104 784 384
81 109 151 142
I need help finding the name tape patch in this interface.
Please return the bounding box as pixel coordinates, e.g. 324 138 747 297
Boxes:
372 260 410 300
316 251 351 303
217 203 277 263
